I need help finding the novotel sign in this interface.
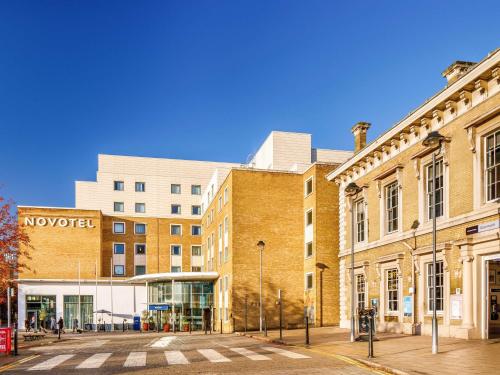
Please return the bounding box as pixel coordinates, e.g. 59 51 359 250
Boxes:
24 217 96 229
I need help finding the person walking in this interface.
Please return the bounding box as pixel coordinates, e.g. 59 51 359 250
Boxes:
50 316 56 333
30 315 36 332
57 317 64 340
24 319 30 332
72 318 78 333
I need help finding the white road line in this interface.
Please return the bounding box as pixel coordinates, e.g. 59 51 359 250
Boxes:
230 347 270 361
76 352 112 369
262 346 311 359
28 354 75 371
197 349 231 363
164 351 190 365
151 336 177 348
124 352 147 367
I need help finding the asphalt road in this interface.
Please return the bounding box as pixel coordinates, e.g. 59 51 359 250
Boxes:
4 332 381 374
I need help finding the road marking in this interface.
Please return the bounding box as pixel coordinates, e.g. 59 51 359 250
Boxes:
151 336 177 348
144 338 157 347
165 350 189 365
124 352 147 367
76 352 112 369
262 346 310 359
197 349 231 363
230 347 270 361
0 355 39 373
28 354 75 371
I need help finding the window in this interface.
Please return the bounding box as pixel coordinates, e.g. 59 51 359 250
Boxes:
191 185 201 195
386 268 399 312
135 244 146 255
171 184 181 194
224 275 229 321
305 242 313 258
191 266 202 272
305 177 313 196
385 182 399 233
170 224 181 235
355 200 366 243
224 187 229 204
171 245 181 256
305 209 313 226
171 266 181 273
113 243 125 254
356 274 366 312
114 181 124 191
135 182 145 192
485 130 500 201
218 224 222 265
305 273 313 290
224 245 229 261
134 223 146 235
114 202 124 212
427 261 444 312
224 216 229 233
218 196 222 212
135 265 146 276
426 159 444 220
113 222 125 234
114 265 124 276
191 245 202 256
192 205 201 215
171 204 181 215
191 225 201 236
135 203 145 213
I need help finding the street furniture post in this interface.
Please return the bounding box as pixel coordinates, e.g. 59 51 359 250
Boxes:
305 316 310 345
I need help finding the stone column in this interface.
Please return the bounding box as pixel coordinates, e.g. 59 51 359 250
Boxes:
461 254 474 329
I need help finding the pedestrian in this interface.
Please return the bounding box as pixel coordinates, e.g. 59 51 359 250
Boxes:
50 316 56 333
30 315 36 332
72 318 78 333
25 319 30 332
57 317 64 339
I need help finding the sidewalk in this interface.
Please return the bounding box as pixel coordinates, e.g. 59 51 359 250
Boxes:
239 326 500 375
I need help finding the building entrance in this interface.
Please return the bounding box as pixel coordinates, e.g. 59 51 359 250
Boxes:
487 259 500 339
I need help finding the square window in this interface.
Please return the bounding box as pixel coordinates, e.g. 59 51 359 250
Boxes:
171 184 181 194
305 273 313 290
171 266 181 273
135 244 146 255
135 182 145 192
191 185 201 195
171 245 181 256
135 203 145 213
192 246 202 256
170 224 181 235
114 181 124 191
171 204 181 215
306 210 313 226
135 223 146 235
191 266 202 272
305 178 313 196
114 202 124 212
305 242 313 258
114 265 125 276
135 265 146 276
113 243 125 254
191 225 201 236
192 205 201 215
113 222 125 234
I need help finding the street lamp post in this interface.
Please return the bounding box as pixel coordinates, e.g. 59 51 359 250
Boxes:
422 130 446 355
345 182 362 343
257 240 265 332
316 263 328 327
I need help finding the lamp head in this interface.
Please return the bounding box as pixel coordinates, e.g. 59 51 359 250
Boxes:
422 131 446 148
316 262 328 270
257 240 265 251
411 220 420 230
344 182 361 196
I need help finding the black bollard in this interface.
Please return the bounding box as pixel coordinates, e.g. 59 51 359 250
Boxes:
368 315 374 358
305 316 310 345
13 322 18 356
220 319 223 334
264 316 267 337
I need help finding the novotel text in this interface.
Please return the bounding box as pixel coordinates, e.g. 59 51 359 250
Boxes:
24 217 96 228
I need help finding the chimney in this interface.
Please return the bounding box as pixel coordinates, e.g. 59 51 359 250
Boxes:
442 61 476 85
351 122 371 153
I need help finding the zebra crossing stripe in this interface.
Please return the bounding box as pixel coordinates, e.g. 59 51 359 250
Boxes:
230 347 270 361
28 354 75 371
197 349 231 363
76 353 112 369
262 346 311 359
164 351 189 365
124 352 147 367
151 336 176 348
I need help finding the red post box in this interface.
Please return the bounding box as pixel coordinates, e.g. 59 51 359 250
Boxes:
0 328 12 355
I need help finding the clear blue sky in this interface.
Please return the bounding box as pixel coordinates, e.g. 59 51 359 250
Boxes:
1 0 498 208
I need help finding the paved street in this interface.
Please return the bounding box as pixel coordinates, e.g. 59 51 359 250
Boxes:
2 333 383 374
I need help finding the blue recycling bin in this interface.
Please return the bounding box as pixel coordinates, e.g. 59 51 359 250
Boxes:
133 316 141 331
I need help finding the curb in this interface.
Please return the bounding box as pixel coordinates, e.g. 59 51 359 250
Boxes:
352 357 410 375
235 332 285 345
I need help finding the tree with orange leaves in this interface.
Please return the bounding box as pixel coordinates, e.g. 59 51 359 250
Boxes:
0 196 31 306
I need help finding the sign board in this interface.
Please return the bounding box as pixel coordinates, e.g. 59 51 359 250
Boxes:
24 216 96 228
148 304 170 311
450 294 462 320
403 296 412 316
466 220 500 235
0 328 11 354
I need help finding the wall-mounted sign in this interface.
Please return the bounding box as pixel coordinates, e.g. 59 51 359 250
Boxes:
403 296 412 316
450 294 462 320
24 217 96 228
466 220 500 235
148 304 170 311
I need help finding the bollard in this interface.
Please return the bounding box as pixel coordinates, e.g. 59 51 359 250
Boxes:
14 322 18 356
305 316 310 345
189 319 192 334
279 296 283 341
264 316 267 337
244 297 248 334
232 317 235 333
368 315 374 358
220 319 223 334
